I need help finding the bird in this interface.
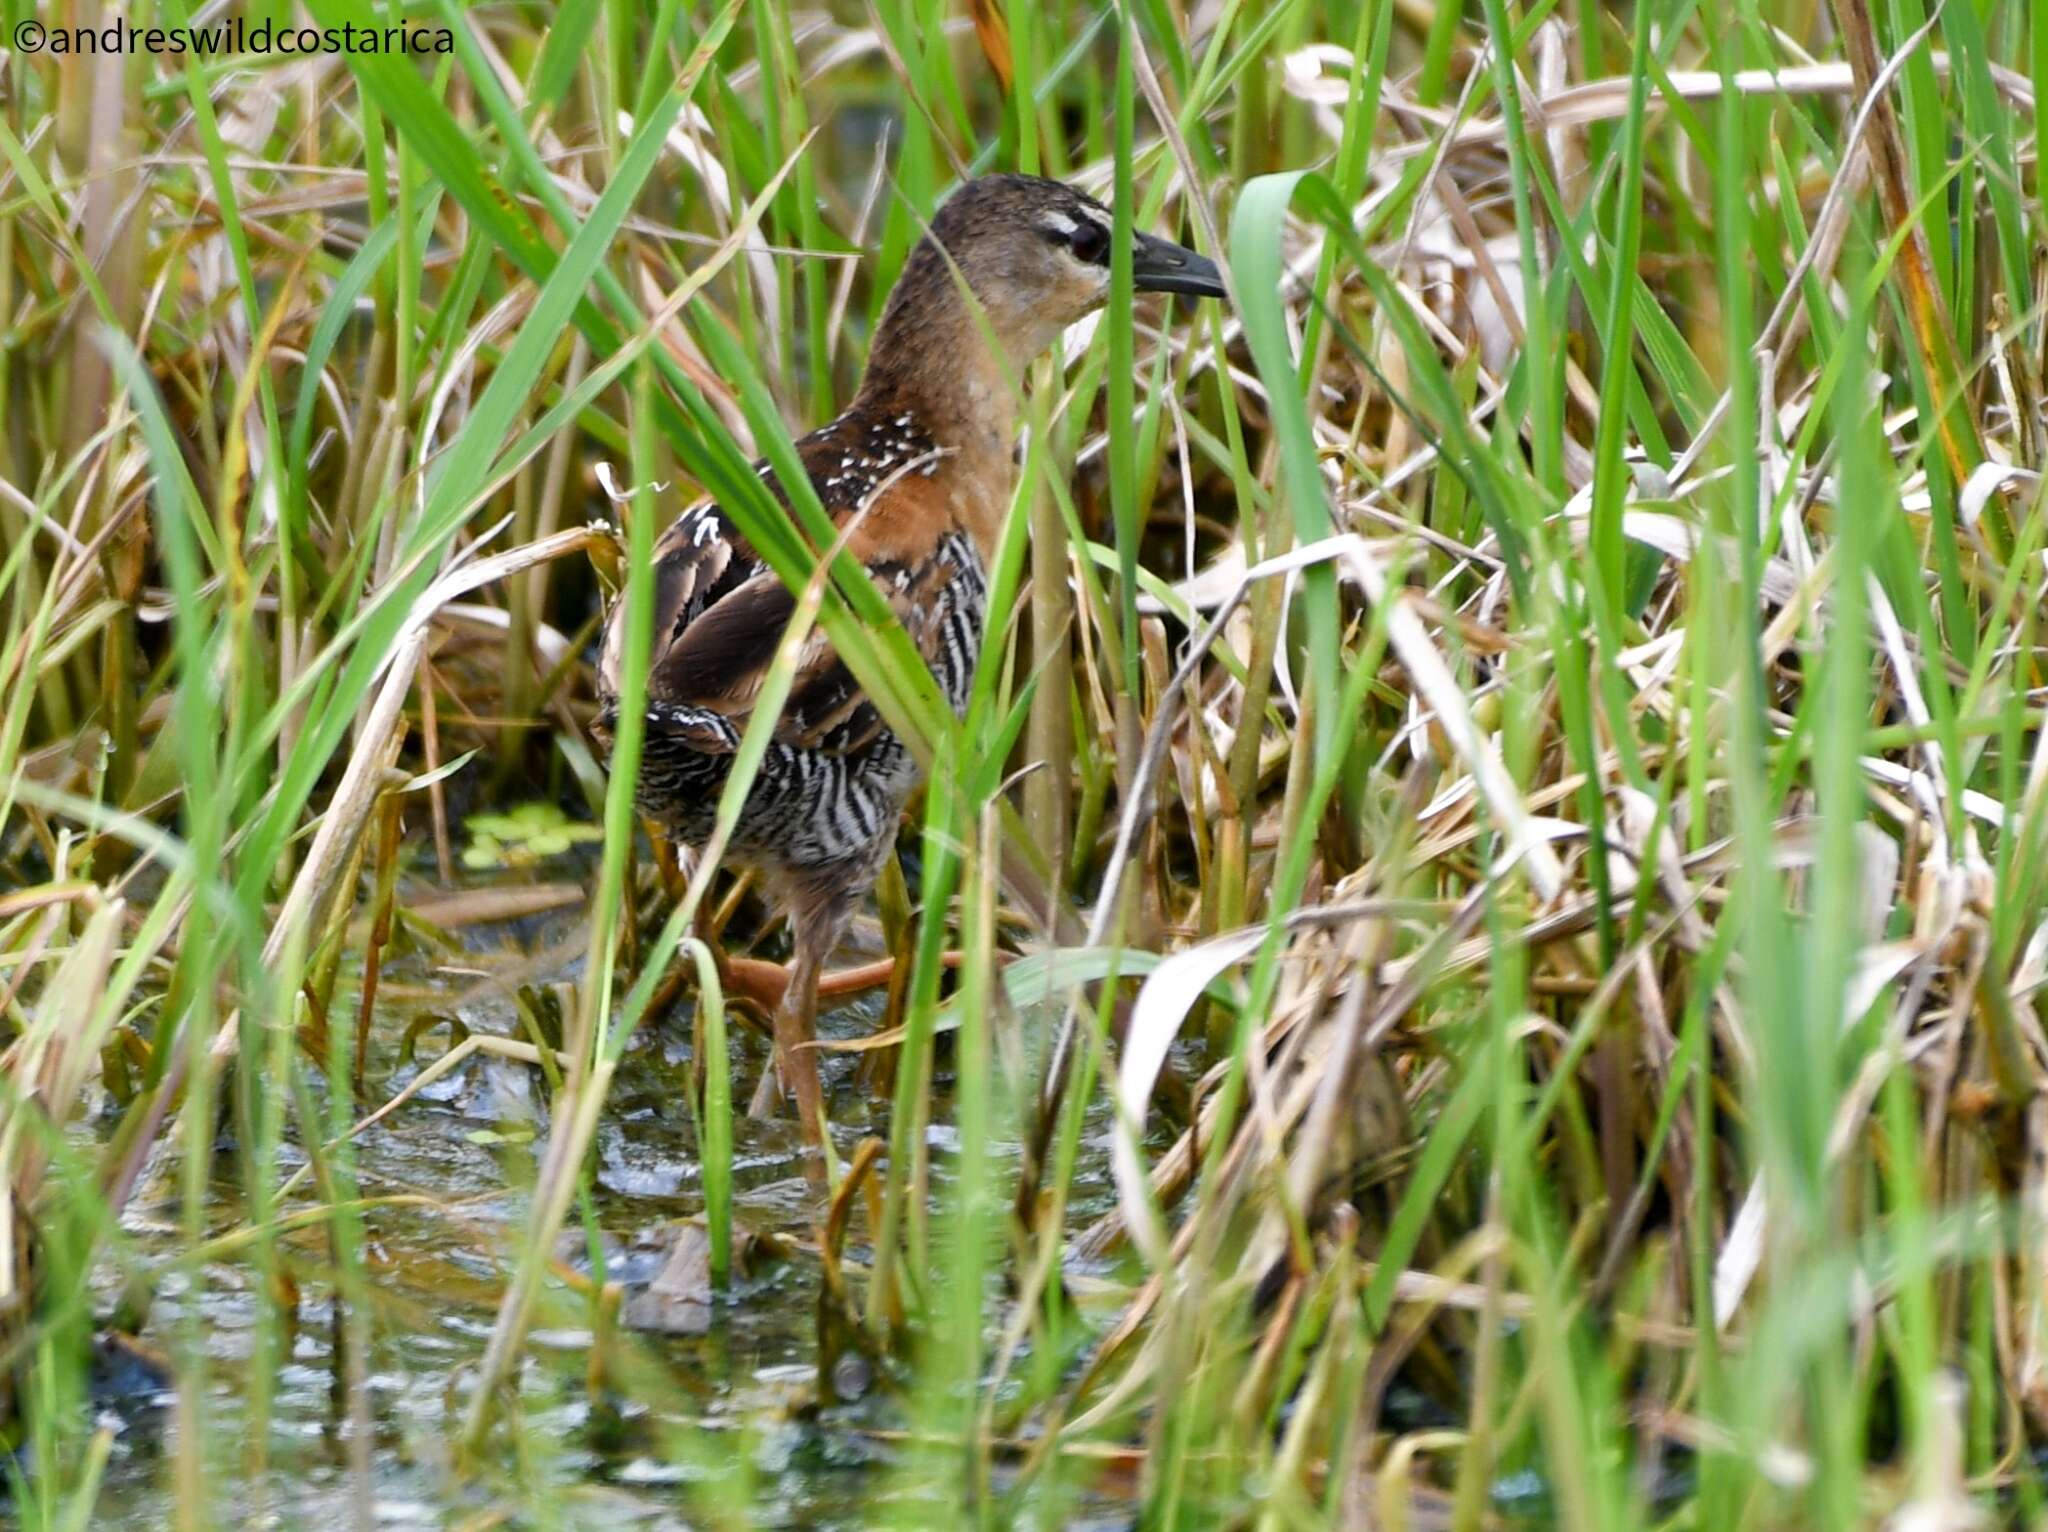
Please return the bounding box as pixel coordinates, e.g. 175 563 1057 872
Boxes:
596 173 1226 1140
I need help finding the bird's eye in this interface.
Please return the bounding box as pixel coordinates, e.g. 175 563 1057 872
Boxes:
1067 218 1109 265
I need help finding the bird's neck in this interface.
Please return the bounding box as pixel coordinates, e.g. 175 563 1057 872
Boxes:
853 287 1024 555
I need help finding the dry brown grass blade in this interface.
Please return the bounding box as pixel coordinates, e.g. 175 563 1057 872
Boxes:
1395 52 2036 162
265 525 610 970
1827 0 1982 494
0 897 123 1306
966 0 1014 93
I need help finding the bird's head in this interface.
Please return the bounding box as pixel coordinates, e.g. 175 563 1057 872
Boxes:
871 174 1226 380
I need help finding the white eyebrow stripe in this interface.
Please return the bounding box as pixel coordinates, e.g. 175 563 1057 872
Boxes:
1039 211 1080 236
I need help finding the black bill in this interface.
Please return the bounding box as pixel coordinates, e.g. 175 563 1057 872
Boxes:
1130 230 1227 298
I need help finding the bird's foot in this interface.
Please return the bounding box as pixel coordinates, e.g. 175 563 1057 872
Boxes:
722 953 911 1013
746 1031 828 1155
733 950 982 1130
723 954 794 1013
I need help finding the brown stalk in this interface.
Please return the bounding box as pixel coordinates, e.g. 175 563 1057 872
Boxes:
1828 0 1982 494
351 792 404 1094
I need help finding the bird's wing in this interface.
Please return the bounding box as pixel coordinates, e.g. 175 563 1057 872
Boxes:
606 426 964 759
769 488 981 754
596 497 767 754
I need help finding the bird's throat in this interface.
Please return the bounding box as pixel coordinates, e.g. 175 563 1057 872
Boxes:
855 296 1023 554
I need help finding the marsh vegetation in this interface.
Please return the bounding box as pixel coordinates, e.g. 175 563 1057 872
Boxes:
3 0 2048 1527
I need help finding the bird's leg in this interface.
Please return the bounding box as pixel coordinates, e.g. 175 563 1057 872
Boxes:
746 877 851 1141
745 935 827 1130
778 940 829 1140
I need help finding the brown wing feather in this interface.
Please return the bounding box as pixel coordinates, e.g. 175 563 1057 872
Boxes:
778 509 978 753
599 406 958 757
598 502 752 708
651 572 795 709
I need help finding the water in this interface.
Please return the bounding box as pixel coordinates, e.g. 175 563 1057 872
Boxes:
67 865 1136 1529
